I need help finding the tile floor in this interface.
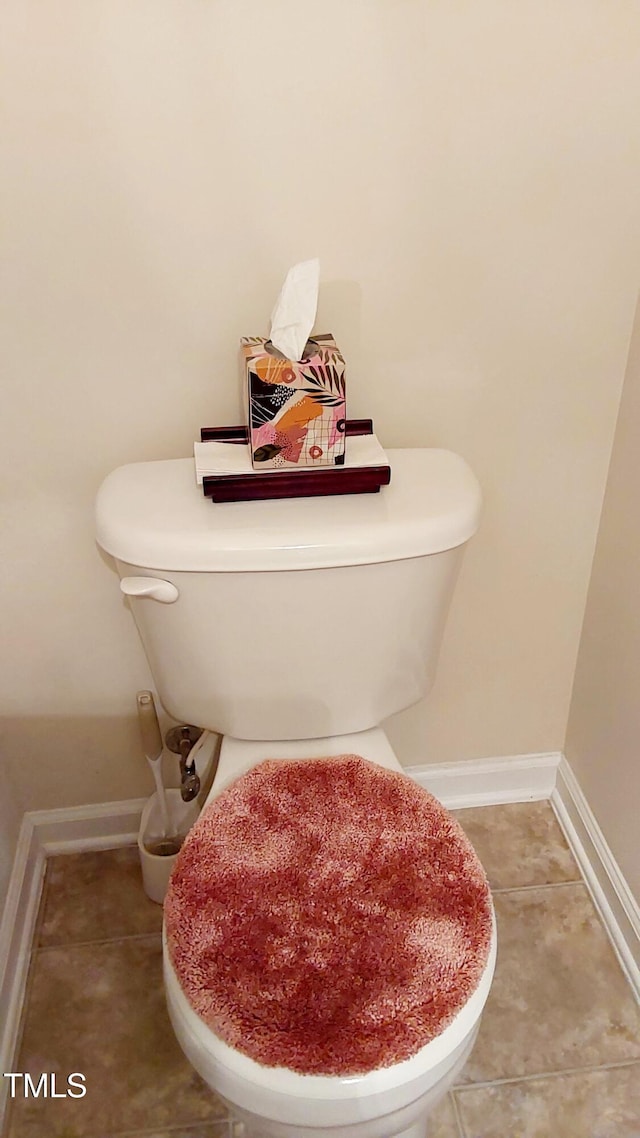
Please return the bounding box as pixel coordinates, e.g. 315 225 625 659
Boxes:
3 801 640 1138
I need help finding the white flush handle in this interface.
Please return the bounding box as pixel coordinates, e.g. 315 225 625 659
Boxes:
120 576 179 604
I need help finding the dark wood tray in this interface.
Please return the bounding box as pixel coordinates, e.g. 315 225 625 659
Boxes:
199 420 390 503
200 418 374 443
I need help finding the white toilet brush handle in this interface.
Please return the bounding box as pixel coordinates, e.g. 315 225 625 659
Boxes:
136 691 172 839
137 690 163 761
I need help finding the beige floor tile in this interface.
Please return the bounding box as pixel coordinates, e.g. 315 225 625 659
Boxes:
38 847 163 947
5 936 227 1138
455 1063 640 1137
460 884 640 1084
453 801 579 890
5 817 637 1138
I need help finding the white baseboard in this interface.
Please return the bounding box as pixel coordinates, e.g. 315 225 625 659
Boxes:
551 757 640 999
33 797 147 856
406 751 561 809
0 814 45 1107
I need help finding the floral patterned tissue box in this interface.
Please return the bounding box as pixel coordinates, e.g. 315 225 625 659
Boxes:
241 334 346 469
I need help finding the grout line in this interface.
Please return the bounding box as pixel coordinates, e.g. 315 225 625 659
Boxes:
454 1056 640 1093
34 930 163 953
491 878 584 894
450 1088 468 1138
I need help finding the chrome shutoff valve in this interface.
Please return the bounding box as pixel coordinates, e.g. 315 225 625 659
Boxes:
180 760 200 802
166 724 203 802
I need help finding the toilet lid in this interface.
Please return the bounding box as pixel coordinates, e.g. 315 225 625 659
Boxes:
164 755 492 1077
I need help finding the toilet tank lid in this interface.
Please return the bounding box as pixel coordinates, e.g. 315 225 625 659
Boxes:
95 449 482 572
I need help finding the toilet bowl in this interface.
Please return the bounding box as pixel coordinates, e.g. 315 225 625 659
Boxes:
163 730 497 1138
164 949 493 1138
95 447 493 1137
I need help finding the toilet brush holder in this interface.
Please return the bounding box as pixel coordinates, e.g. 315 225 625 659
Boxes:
138 789 200 904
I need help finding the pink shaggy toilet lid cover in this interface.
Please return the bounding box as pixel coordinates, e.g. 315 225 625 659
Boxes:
165 754 492 1077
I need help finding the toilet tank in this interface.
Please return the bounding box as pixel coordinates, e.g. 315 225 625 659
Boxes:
95 449 481 741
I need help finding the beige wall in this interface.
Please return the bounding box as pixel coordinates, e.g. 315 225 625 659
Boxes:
2 2 640 809
565 296 640 900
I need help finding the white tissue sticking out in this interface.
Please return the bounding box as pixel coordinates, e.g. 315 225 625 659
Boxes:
269 258 320 361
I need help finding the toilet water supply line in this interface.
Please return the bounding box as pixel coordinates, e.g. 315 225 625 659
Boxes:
136 691 172 839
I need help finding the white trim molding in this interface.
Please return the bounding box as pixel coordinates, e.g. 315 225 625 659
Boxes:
31 797 147 857
551 756 640 999
406 751 561 810
0 814 45 1102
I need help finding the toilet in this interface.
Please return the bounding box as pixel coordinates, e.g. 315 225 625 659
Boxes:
95 447 497 1138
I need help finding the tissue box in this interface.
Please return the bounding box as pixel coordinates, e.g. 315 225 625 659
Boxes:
241 334 346 469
